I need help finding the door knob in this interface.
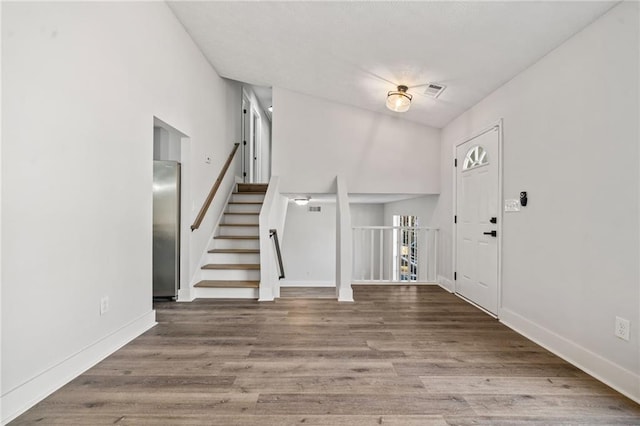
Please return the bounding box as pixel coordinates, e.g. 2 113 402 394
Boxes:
483 230 497 237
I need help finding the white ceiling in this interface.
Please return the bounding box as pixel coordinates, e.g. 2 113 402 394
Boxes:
168 1 617 128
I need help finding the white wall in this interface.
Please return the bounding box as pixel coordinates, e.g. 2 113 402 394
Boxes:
272 88 441 194
153 126 181 162
1 2 241 421
351 203 384 227
383 196 439 227
281 201 336 286
436 2 639 400
260 115 272 182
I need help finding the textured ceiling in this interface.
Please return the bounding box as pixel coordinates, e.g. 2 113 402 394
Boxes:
168 1 616 128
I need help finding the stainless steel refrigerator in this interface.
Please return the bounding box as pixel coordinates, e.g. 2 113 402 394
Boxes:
153 161 181 299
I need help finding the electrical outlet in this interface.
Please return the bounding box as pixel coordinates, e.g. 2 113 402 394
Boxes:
100 296 110 315
615 316 630 341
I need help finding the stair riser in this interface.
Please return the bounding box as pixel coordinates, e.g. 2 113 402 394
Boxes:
194 287 259 299
206 253 260 264
200 269 260 281
227 204 262 214
231 193 265 203
219 226 259 237
223 214 259 225
213 239 260 250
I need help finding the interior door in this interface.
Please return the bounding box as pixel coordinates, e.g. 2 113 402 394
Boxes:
455 126 500 314
241 97 251 183
251 110 260 182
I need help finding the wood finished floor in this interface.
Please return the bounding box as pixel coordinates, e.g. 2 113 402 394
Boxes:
11 286 640 425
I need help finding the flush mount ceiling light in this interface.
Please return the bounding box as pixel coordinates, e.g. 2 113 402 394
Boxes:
294 197 309 206
386 85 413 113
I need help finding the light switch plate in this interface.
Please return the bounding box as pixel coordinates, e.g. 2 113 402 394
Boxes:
100 296 109 315
505 199 521 212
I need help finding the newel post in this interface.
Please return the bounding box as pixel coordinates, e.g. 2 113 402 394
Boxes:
335 175 354 302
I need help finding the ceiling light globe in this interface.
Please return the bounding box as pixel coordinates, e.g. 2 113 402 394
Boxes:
386 85 412 112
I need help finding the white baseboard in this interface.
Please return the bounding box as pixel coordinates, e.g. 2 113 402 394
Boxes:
338 286 354 302
500 308 640 404
437 275 454 292
279 280 335 287
1 310 156 425
258 284 274 302
177 287 194 302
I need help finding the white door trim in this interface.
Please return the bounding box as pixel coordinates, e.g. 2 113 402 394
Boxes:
452 118 503 318
251 106 261 182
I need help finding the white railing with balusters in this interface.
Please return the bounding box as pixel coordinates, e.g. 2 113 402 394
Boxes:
352 226 439 283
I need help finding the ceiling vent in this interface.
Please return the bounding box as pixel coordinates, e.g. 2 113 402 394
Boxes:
424 83 446 98
308 206 321 212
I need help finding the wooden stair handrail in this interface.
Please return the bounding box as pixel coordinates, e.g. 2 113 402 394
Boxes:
191 143 240 231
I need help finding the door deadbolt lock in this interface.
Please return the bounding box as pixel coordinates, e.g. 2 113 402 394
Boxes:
490 217 497 224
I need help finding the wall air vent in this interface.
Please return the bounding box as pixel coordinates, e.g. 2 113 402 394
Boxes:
424 83 446 98
308 206 321 212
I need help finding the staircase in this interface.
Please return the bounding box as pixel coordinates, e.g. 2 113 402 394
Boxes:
194 183 268 298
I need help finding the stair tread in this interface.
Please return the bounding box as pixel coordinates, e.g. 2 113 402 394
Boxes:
224 212 259 215
202 263 260 270
220 223 259 227
208 249 260 253
232 192 266 195
194 280 259 288
214 235 259 239
228 202 263 205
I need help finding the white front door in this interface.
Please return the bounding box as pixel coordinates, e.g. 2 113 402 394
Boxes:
455 125 500 315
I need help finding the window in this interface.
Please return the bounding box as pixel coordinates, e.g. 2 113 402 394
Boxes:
463 145 488 170
392 215 419 282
